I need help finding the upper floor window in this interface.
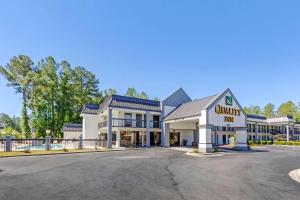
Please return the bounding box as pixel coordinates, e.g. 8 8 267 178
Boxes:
124 113 132 127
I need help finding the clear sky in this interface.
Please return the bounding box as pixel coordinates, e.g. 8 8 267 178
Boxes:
0 0 300 116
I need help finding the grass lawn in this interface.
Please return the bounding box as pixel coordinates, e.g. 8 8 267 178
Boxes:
0 149 109 157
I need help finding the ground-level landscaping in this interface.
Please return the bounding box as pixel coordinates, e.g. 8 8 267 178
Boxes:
248 140 300 146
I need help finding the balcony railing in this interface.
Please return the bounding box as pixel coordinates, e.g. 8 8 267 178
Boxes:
98 118 161 129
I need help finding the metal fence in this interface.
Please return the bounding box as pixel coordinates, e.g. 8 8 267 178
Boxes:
0 137 109 152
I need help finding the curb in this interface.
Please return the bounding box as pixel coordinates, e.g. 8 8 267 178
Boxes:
0 149 122 158
289 169 300 183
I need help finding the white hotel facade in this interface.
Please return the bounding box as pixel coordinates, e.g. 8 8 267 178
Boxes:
63 88 300 153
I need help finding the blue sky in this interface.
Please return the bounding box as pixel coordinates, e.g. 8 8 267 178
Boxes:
0 0 300 116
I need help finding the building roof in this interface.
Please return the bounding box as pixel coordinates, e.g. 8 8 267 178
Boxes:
99 95 161 112
81 104 99 114
164 94 218 121
62 123 82 132
247 114 267 120
162 88 192 107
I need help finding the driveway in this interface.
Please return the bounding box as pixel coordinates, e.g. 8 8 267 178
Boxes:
0 146 299 200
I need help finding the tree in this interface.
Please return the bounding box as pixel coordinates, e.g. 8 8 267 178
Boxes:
125 87 149 99
72 66 101 122
262 103 275 117
125 87 138 98
277 101 296 116
139 91 148 99
243 105 262 115
0 113 13 128
103 88 117 98
294 103 300 122
0 55 33 137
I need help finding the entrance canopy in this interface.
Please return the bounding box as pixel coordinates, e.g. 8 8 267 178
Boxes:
162 88 248 152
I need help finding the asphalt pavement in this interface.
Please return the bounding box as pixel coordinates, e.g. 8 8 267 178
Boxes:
0 146 299 200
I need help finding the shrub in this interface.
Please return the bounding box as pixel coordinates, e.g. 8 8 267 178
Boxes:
192 149 199 153
261 141 267 145
212 147 220 152
274 141 286 145
63 148 69 152
24 149 31 153
255 141 260 145
248 140 254 145
267 141 273 145
286 141 294 145
293 142 300 146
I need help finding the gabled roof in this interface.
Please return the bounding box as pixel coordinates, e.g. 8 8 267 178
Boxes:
162 88 191 107
99 95 161 112
164 94 218 121
62 123 82 132
81 104 100 114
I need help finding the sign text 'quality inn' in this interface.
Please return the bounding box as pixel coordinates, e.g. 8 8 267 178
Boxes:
215 96 241 123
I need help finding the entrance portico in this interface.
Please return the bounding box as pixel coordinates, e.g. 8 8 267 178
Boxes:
162 88 248 152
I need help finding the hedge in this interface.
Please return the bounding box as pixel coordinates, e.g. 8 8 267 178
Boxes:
273 141 300 146
248 140 273 145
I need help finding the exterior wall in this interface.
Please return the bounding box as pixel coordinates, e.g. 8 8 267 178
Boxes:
63 131 81 139
169 121 196 130
180 130 194 146
82 114 99 139
207 91 246 127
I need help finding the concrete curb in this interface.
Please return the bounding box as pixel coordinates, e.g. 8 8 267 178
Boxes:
289 169 300 183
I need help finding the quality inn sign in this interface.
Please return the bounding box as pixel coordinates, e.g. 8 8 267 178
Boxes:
214 95 241 123
225 96 233 106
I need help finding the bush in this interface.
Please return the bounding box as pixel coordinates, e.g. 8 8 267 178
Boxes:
293 142 300 146
267 141 273 145
286 141 294 145
24 149 31 153
212 147 220 152
192 149 199 153
255 141 260 145
261 141 267 145
248 140 254 145
274 141 286 145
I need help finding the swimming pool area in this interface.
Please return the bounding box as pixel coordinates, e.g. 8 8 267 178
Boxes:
15 144 64 151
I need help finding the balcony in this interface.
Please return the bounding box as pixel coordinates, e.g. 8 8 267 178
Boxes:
98 118 161 129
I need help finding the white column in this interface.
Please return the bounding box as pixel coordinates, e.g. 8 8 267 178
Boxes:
236 127 248 150
286 125 290 141
146 111 151 147
198 124 212 153
142 133 144 147
226 134 229 145
160 115 164 147
107 108 112 149
163 123 170 147
292 126 295 141
116 130 120 148
131 132 134 144
255 122 258 141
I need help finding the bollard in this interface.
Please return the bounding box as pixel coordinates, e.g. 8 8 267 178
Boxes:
46 136 51 151
79 134 83 149
5 136 12 152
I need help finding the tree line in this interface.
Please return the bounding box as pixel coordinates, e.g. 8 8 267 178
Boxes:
244 101 300 122
0 55 154 138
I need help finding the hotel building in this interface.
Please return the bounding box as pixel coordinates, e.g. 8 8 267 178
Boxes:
62 88 300 152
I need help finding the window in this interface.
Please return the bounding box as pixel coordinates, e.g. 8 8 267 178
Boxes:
124 113 132 127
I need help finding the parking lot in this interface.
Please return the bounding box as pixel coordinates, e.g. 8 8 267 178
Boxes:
0 146 300 200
